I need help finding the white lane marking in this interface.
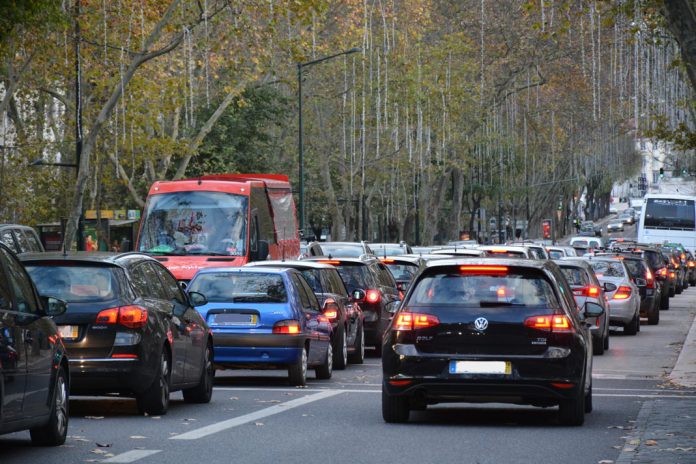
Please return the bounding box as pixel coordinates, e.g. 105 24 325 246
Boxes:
592 374 659 380
102 450 162 463
214 387 696 399
171 390 343 440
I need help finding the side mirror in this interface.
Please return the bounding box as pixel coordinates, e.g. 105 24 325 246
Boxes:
583 301 605 318
387 300 401 313
188 291 208 307
42 296 68 317
352 289 366 301
603 282 617 293
634 278 647 287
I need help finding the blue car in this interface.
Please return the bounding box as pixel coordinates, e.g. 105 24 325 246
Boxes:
187 267 333 386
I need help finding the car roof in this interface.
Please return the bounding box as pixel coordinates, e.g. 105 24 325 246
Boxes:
304 256 377 264
194 266 296 276
423 257 549 270
556 258 598 270
478 245 530 253
19 251 154 266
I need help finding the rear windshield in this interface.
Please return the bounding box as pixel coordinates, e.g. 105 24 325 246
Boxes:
385 263 418 282
188 272 287 303
588 261 626 279
641 251 665 270
621 259 647 278
25 265 122 303
408 269 560 308
560 266 589 286
335 263 371 293
321 244 364 257
374 246 407 256
644 198 695 230
485 250 526 258
548 250 564 259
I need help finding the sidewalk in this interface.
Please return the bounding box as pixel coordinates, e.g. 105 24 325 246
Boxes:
616 311 696 464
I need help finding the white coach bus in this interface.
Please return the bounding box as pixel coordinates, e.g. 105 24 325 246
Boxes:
637 193 696 252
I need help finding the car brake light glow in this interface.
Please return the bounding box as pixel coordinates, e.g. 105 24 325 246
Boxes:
497 287 507 297
393 312 440 331
690 261 696 268
551 382 575 389
460 265 508 274
111 354 139 359
322 298 339 320
380 258 395 264
96 306 147 328
670 271 676 279
645 268 654 288
365 289 381 304
523 314 574 333
613 286 632 300
318 260 341 265
273 320 301 334
388 379 412 386
587 286 600 297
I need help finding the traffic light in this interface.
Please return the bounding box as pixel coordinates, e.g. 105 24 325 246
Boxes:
659 167 664 178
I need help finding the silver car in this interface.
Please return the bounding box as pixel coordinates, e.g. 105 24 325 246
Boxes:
579 257 641 335
557 259 611 354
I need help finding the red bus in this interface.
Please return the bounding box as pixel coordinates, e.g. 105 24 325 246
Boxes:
136 174 300 281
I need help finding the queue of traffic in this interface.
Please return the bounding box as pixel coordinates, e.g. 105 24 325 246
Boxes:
2 174 695 447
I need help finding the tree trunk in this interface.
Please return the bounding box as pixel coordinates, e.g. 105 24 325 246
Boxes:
661 0 696 92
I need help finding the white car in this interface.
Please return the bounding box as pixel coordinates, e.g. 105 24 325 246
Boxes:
607 221 625 233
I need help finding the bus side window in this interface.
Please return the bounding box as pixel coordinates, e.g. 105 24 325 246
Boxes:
251 187 275 246
250 215 258 253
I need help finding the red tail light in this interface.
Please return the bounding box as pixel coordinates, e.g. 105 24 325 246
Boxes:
111 354 139 359
645 268 655 288
669 271 676 279
613 286 632 300
273 320 301 334
689 261 695 268
380 258 395 264
322 298 339 320
96 306 147 328
524 314 574 333
572 286 600 297
318 260 341 265
657 267 668 277
393 312 440 331
365 289 381 304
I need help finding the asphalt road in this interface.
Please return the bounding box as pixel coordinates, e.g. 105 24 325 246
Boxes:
4 223 696 464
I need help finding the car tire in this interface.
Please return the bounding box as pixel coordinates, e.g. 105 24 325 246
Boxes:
137 349 171 416
603 333 609 351
624 313 638 336
288 346 308 386
333 326 348 370
382 388 410 423
669 284 675 297
584 385 593 413
183 342 214 404
676 282 683 294
558 384 585 426
348 323 365 364
690 278 696 287
30 366 68 446
647 305 660 325
373 342 383 357
592 334 604 355
315 342 333 380
661 294 670 310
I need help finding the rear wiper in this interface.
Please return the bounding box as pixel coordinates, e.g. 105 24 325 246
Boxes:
479 300 525 307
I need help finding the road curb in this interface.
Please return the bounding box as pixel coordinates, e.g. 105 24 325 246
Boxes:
670 309 696 388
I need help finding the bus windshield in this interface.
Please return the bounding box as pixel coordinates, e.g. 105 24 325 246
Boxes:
644 198 695 231
138 191 248 256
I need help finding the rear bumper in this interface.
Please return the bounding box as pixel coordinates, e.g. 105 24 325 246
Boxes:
608 299 636 324
382 343 585 404
211 332 305 367
68 358 155 395
639 296 656 316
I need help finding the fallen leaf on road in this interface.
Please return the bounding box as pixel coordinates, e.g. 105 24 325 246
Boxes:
184 418 197 422
84 416 104 420
611 446 622 450
229 397 239 400
129 436 147 439
645 440 658 446
598 460 614 464
628 440 640 446
90 449 107 455
607 425 625 429
255 422 264 426
256 400 281 404
96 442 112 447
150 416 161 420
104 454 115 458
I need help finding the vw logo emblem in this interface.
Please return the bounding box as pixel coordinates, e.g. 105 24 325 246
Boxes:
474 317 489 332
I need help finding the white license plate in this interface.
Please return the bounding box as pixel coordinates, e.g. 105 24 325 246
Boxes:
449 361 511 375
58 325 78 339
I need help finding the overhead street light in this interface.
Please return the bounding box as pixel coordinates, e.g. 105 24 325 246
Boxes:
297 47 361 237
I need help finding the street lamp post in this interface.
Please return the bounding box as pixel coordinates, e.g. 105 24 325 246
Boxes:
297 47 361 237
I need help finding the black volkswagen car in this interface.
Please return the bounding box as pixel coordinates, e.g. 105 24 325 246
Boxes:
382 259 602 426
0 243 69 445
307 256 400 356
246 260 365 368
20 252 214 415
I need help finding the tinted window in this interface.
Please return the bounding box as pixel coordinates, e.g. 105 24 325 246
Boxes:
326 269 348 295
26 264 121 304
152 263 186 304
188 272 287 303
293 274 320 311
1 248 38 314
644 198 695 230
408 269 559 308
0 256 13 309
548 250 564 259
622 259 647 278
321 244 364 257
129 265 151 297
560 266 589 286
335 263 371 293
251 187 275 246
485 250 526 258
0 230 16 252
300 269 323 294
292 273 313 309
373 246 407 256
22 229 42 252
14 230 31 253
374 263 396 287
